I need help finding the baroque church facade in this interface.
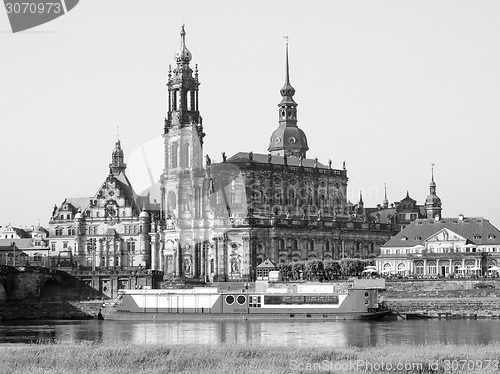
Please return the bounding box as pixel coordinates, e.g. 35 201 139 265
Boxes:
156 27 400 281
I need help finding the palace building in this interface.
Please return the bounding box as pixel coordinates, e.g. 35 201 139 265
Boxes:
48 140 160 269
376 215 500 277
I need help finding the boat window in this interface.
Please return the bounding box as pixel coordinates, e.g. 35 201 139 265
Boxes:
237 295 246 305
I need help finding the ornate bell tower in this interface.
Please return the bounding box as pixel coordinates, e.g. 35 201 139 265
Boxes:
160 26 210 280
268 39 309 158
425 164 442 220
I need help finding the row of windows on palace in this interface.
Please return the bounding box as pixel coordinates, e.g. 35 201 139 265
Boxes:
55 210 135 220
53 225 146 236
382 245 500 255
48 239 138 252
259 239 377 253
381 261 483 275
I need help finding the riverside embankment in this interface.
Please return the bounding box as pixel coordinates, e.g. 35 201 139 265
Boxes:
3 277 500 320
383 278 500 318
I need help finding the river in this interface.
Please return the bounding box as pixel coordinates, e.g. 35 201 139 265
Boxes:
1 319 500 346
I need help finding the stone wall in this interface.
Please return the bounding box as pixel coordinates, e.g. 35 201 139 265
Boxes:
0 301 94 320
383 279 500 317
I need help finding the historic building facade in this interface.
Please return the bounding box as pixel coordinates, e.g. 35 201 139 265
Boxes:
155 27 400 281
48 140 160 269
0 224 49 266
376 215 500 276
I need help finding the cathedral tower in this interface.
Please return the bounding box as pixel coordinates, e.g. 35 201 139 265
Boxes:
161 26 210 280
268 40 309 158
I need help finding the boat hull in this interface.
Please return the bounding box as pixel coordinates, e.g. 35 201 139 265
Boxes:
102 309 392 321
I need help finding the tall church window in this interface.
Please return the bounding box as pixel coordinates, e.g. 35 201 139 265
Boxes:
186 90 191 110
167 191 177 211
183 143 190 167
171 142 179 168
195 187 202 218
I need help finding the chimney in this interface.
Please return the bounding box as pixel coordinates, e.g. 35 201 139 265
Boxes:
458 214 464 221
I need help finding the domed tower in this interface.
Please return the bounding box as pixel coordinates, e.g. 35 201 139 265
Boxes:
268 40 309 158
425 164 442 219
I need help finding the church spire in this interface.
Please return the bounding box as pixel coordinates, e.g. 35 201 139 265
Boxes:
268 37 309 158
383 183 389 209
426 163 442 219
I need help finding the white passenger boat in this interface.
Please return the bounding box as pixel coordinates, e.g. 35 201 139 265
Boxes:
102 279 391 321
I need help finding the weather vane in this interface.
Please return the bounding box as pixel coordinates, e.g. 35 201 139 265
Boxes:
283 35 289 45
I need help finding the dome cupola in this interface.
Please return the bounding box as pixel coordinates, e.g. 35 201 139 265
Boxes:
174 25 192 63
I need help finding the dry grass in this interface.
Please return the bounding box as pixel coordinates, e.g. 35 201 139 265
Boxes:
0 342 500 373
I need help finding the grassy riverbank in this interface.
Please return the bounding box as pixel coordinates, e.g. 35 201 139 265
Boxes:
1 342 500 374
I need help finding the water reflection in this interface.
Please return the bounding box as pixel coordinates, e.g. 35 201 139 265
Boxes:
1 319 500 346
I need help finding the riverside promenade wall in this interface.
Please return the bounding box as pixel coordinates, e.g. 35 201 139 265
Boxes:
383 278 500 317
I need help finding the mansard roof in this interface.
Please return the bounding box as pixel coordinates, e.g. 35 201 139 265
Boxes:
382 217 500 248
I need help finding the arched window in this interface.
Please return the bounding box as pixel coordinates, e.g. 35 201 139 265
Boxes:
309 240 314 251
397 263 406 274
292 239 298 251
279 239 286 251
414 261 424 275
325 240 330 252
427 261 437 275
167 191 177 211
186 90 191 110
171 142 178 168
183 143 190 167
319 194 326 208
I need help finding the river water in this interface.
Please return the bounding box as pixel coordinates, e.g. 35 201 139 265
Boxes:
1 319 500 346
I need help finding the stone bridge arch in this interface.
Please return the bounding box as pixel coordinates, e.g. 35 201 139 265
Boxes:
37 275 66 300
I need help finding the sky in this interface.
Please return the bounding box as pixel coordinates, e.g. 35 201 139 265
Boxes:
1 0 500 228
